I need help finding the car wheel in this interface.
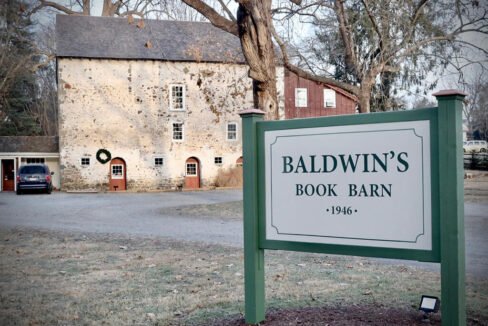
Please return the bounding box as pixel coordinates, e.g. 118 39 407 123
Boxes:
481 148 487 153
16 189 22 195
46 187 52 195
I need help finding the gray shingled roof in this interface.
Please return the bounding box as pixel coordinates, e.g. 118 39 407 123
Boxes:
0 136 59 153
56 15 245 63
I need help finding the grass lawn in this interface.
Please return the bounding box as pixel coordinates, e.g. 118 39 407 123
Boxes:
0 228 486 325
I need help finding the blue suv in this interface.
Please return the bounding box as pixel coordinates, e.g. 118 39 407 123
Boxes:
16 164 53 195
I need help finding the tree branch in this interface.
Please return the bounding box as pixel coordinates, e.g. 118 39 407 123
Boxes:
411 0 429 25
29 0 81 16
269 2 358 96
272 1 332 20
217 0 236 22
286 63 360 96
181 0 238 36
334 0 360 80
361 0 382 42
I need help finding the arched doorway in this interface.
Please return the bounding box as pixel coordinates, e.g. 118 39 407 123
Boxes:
184 157 200 189
109 158 126 191
236 156 243 166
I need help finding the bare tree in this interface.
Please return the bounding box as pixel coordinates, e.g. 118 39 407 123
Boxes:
272 0 488 113
33 23 58 136
462 70 488 140
152 0 235 21
1 0 52 135
29 0 235 20
29 0 162 17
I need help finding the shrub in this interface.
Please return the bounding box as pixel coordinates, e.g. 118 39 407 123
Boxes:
214 166 243 187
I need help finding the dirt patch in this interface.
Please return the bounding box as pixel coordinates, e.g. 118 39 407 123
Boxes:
207 306 442 325
0 228 486 326
159 201 243 220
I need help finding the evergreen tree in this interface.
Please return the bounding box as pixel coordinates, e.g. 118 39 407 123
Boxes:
0 0 42 135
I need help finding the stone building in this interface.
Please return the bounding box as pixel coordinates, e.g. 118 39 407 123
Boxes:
56 15 287 191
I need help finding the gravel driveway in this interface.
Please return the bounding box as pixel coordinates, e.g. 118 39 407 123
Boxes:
0 190 243 246
0 189 487 277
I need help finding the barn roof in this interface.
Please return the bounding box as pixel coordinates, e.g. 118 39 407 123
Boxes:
56 15 245 63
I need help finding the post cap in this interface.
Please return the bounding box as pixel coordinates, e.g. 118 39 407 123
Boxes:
239 108 266 116
432 89 468 98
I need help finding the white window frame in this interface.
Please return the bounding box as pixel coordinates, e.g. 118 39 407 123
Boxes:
172 122 184 142
186 163 197 176
324 89 336 108
81 157 90 166
295 88 308 108
111 164 124 179
227 122 238 141
26 158 45 164
154 157 164 167
169 84 186 111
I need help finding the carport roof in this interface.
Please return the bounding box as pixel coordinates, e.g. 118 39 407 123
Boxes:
0 136 59 153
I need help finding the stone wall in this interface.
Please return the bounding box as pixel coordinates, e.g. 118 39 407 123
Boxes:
58 58 285 191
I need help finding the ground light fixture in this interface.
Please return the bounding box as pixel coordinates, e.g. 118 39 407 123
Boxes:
419 295 440 316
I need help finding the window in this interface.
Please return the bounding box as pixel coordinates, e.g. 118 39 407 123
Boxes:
295 88 308 107
20 165 47 174
227 123 237 141
81 157 90 166
324 89 336 108
172 123 184 141
169 84 185 110
154 157 164 166
26 158 45 164
214 157 223 165
111 164 124 179
186 163 197 176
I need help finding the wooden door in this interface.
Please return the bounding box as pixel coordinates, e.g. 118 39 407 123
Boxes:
236 156 243 166
184 157 200 189
109 158 126 191
1 160 15 191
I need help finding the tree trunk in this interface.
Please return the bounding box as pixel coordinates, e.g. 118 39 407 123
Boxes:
252 79 278 120
358 80 373 113
237 1 279 120
102 0 119 16
82 0 90 15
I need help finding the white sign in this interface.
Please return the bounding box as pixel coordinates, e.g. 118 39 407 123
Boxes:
264 120 432 250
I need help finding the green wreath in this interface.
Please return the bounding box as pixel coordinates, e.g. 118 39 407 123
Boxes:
96 149 111 164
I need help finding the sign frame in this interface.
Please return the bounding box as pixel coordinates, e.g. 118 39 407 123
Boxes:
240 90 466 326
256 108 440 262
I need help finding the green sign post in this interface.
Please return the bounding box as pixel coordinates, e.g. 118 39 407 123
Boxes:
240 90 466 325
436 90 466 325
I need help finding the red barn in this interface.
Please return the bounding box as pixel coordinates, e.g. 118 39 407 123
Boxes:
284 69 358 119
